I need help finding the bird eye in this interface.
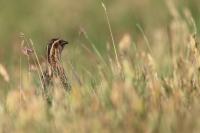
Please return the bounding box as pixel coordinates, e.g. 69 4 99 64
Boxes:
59 40 63 43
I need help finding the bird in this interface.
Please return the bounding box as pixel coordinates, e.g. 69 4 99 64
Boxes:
42 38 71 104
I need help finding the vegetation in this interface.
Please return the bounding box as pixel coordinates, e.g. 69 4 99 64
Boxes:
0 0 200 132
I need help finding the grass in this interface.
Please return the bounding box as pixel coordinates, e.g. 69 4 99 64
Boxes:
1 1 200 133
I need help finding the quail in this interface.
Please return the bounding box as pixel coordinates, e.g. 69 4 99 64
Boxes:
42 38 71 104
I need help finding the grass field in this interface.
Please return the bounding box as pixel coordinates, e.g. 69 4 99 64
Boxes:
1 0 200 132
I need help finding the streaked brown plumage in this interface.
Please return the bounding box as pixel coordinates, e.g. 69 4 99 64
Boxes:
42 38 71 104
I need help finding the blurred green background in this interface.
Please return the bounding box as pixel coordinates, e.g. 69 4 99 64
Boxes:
0 0 200 84
1 0 200 63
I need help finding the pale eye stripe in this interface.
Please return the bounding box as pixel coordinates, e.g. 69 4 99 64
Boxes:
49 39 60 59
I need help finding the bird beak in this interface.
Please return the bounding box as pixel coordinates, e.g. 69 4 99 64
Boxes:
61 40 68 45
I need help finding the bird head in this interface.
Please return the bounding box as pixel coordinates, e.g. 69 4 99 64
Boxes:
47 38 69 63
47 38 68 53
49 38 68 48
